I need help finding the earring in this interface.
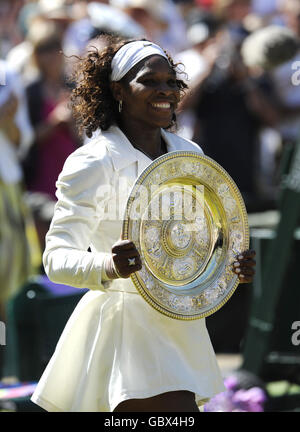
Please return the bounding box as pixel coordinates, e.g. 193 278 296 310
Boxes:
118 100 123 113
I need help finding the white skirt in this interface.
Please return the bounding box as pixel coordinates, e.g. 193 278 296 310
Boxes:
31 280 225 412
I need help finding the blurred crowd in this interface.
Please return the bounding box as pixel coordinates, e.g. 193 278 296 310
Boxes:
1 0 300 341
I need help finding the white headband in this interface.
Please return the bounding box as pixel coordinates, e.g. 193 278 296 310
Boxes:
110 40 169 82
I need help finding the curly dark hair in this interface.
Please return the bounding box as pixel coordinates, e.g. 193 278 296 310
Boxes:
70 34 188 139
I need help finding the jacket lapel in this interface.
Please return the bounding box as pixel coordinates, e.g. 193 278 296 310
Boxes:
103 126 138 172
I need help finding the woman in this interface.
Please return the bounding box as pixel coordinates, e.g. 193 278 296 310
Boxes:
31 36 255 412
24 29 79 200
0 61 33 326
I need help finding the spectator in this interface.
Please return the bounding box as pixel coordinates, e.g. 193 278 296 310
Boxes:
23 25 80 200
6 0 76 82
251 0 281 24
0 60 33 322
23 192 55 254
175 9 223 139
114 0 188 55
179 28 280 211
37 0 76 39
63 1 144 59
269 1 300 145
214 0 252 45
0 0 24 59
7 17 57 84
240 22 300 201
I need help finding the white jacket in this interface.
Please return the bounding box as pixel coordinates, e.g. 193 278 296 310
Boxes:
43 126 205 291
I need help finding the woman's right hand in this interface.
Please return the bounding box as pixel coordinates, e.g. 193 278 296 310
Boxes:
107 239 142 279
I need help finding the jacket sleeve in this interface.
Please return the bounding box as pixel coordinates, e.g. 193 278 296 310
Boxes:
43 146 113 291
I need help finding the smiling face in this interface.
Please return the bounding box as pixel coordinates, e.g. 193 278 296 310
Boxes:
111 55 181 130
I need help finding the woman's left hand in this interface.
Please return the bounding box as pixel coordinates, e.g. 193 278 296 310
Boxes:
232 249 256 284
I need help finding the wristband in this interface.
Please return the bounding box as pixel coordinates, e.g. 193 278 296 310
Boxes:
103 255 123 279
112 261 124 279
